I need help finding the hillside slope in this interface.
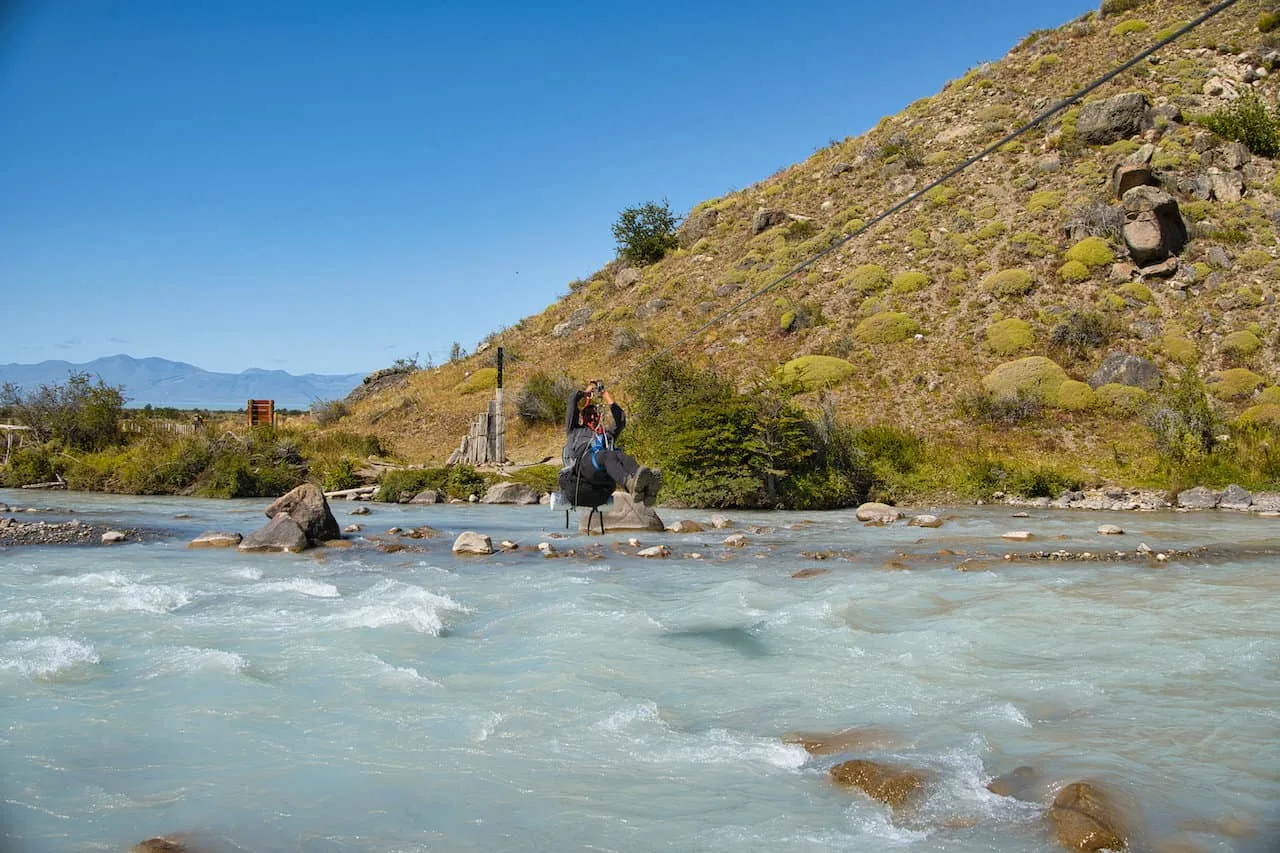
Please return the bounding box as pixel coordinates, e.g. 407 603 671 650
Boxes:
345 0 1280 492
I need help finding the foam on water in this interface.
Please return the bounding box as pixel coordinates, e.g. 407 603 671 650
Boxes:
0 636 99 679
145 645 248 679
334 578 468 635
256 577 341 598
48 570 191 613
0 609 44 628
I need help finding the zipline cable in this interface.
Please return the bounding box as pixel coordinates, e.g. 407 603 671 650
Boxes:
634 0 1246 373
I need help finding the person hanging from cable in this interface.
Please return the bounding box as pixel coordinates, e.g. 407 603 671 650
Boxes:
554 379 661 510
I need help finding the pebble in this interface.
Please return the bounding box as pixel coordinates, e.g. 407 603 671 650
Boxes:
723 534 749 547
1097 524 1124 535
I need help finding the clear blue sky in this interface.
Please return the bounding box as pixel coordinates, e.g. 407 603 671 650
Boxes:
1 0 1094 376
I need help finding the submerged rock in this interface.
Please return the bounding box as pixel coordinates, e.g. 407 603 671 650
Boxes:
908 514 943 528
1049 782 1127 852
830 759 926 810
581 493 663 533
188 531 243 549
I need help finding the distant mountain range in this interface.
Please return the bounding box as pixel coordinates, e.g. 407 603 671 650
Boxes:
0 355 365 410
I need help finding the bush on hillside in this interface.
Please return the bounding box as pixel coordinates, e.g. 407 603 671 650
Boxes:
612 200 680 266
516 371 577 425
1100 0 1144 17
1199 89 1280 158
1147 367 1217 466
1063 203 1125 242
311 399 349 426
1049 311 1113 360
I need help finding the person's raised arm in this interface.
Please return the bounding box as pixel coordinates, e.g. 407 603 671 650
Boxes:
565 389 585 435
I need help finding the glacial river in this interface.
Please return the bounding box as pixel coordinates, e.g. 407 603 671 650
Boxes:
1 489 1277 852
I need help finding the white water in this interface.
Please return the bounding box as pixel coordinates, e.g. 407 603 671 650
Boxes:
1 489 1277 852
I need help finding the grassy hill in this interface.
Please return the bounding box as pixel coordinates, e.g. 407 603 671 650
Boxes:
341 0 1280 500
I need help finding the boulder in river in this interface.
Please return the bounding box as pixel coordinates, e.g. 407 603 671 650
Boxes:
830 759 926 810
265 483 341 543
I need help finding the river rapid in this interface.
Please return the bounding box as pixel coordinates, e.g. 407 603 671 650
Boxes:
1 489 1277 853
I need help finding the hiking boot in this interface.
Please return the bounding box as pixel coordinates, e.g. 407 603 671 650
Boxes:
625 466 653 503
642 469 663 507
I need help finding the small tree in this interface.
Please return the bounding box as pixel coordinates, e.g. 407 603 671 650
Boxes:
2 372 125 451
612 200 680 266
1200 89 1280 158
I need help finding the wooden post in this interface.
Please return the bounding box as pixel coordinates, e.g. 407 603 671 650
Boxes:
493 347 505 465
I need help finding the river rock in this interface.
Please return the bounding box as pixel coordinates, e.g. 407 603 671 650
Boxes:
452 531 494 555
1218 484 1252 510
637 544 670 558
1096 524 1124 535
1176 487 1219 509
238 515 309 553
481 482 541 505
343 524 361 533
1049 782 1126 852
909 514 943 528
351 505 371 515
709 515 735 528
723 533 749 547
580 492 663 533
188 531 243 549
409 489 440 504
856 502 902 524
265 483 340 543
986 765 1042 801
668 519 705 533
101 530 127 544
830 759 926 810
132 838 191 853
1002 531 1033 540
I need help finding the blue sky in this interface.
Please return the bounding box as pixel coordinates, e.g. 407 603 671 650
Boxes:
0 0 1094 376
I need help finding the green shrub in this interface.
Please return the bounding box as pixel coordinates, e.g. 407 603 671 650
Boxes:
1161 335 1198 364
375 465 487 502
1100 0 1143 17
986 318 1035 355
1237 249 1274 270
983 268 1036 297
516 371 577 424
506 464 560 494
1009 464 1082 498
890 271 931 294
1260 10 1280 33
319 457 361 492
1055 379 1097 410
776 356 857 390
982 356 1070 402
1110 19 1149 36
311 399 349 426
454 367 498 394
0 372 125 452
1199 89 1280 158
1207 368 1266 400
1147 367 1218 470
1027 191 1063 214
854 312 920 344
845 264 892 293
1095 383 1150 414
1221 330 1262 357
1066 236 1116 267
957 388 1045 425
0 445 59 487
1118 283 1152 303
612 200 680 265
1059 260 1092 282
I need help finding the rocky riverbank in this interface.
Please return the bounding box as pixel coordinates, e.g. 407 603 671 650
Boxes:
0 501 141 546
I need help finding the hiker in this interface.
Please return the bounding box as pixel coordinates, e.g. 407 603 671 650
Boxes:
557 380 660 508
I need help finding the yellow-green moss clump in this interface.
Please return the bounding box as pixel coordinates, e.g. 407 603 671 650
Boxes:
1027 191 1063 214
1258 386 1280 405
854 312 921 344
1059 260 1091 282
1207 368 1266 400
982 356 1069 402
1238 404 1280 426
1221 330 1262 356
890 271 931 294
846 264 891 293
1161 335 1197 364
1110 19 1149 36
1094 383 1150 414
776 355 857 390
780 311 797 332
985 318 1035 355
983 268 1036 297
1118 283 1152 303
1055 379 1097 410
1065 236 1116 268
454 367 498 394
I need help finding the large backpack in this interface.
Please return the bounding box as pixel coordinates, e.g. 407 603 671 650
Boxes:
558 429 614 508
